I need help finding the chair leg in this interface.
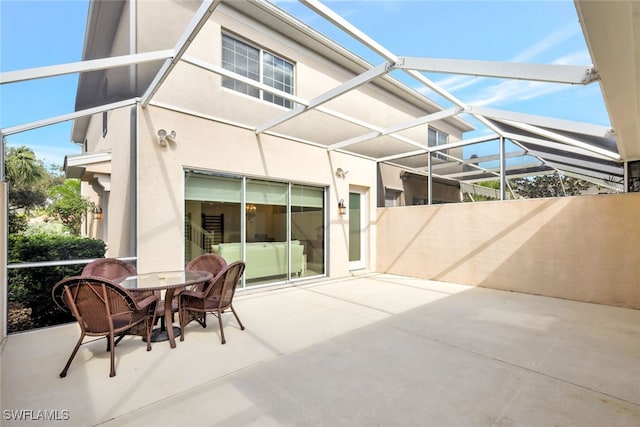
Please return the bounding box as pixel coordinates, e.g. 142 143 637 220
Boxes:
217 310 226 344
60 333 85 378
145 318 153 351
179 308 186 342
106 334 125 352
230 305 245 331
108 333 116 377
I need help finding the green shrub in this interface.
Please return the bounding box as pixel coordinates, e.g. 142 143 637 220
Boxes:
7 234 106 333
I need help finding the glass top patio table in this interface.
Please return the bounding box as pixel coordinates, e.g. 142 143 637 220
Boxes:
119 270 212 348
119 270 211 290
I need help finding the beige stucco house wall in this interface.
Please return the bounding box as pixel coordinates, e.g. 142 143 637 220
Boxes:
135 105 377 275
377 193 640 309
71 0 471 281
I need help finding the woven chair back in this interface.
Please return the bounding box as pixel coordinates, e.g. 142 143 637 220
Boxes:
54 276 137 334
81 258 137 281
186 253 227 276
208 261 245 310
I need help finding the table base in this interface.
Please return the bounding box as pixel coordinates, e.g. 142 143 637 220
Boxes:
143 326 181 343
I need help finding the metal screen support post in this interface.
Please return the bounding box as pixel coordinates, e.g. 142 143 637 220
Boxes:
500 136 506 200
427 152 433 205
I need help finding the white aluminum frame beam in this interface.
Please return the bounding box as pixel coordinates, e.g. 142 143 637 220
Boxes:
525 148 622 176
559 170 623 192
328 107 461 151
399 57 599 85
0 50 173 85
183 55 426 150
545 161 623 183
255 61 395 134
443 159 545 179
140 0 222 107
0 98 139 136
503 132 615 162
300 0 520 143
468 106 614 138
496 119 620 160
430 149 528 171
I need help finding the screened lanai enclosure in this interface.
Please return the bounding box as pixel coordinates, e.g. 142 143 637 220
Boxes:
1 0 639 336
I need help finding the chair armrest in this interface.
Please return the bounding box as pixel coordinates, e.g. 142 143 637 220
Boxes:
179 289 206 300
133 294 158 310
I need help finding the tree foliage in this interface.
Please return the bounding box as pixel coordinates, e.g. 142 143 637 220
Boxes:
46 179 93 236
4 145 45 185
509 174 591 198
8 234 106 332
4 144 65 232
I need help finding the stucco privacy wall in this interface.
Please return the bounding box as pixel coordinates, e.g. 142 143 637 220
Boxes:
135 105 377 277
376 193 640 309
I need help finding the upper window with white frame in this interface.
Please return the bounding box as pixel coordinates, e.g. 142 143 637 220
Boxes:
222 33 294 109
428 128 449 160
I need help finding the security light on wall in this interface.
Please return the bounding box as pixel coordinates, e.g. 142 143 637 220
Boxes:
335 168 348 179
157 129 176 146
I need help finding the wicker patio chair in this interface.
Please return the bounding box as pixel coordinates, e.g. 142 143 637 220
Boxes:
82 258 137 282
185 253 228 291
178 261 245 344
52 276 158 378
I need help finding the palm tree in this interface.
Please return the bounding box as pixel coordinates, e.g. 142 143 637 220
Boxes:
5 145 45 185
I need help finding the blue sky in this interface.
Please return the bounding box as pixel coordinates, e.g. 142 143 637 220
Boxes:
1 0 609 167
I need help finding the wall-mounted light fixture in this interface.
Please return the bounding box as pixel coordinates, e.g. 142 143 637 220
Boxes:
246 204 257 222
93 205 103 220
157 129 176 146
338 199 347 215
335 168 349 179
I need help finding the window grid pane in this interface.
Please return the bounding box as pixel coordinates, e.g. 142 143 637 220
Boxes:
222 35 260 99
223 34 294 108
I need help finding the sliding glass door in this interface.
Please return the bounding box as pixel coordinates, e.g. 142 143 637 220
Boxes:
184 171 325 287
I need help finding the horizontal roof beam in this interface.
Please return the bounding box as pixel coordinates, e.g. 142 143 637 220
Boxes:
1 98 138 136
0 50 174 85
545 160 623 182
559 170 623 192
502 132 616 161
431 150 528 170
468 105 614 138
399 57 599 85
183 55 426 150
328 107 461 151
525 148 623 176
256 61 395 134
496 119 620 160
300 0 470 111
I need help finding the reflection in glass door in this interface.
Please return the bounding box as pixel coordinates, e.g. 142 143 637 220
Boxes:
349 190 365 270
184 171 325 288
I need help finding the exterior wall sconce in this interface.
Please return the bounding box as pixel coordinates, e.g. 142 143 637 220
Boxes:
93 205 103 220
338 199 347 215
157 129 176 146
246 204 257 222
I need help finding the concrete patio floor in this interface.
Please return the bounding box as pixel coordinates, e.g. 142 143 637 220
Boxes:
1 274 639 426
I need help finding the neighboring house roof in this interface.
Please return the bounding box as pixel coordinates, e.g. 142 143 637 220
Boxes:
63 151 112 180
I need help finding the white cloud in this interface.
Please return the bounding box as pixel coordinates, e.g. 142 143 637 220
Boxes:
512 24 580 62
465 79 572 107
